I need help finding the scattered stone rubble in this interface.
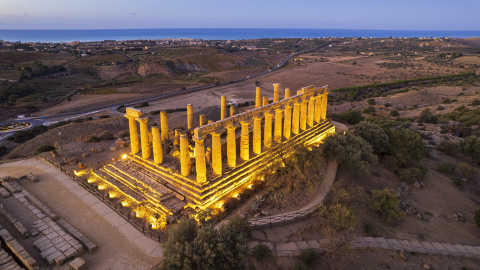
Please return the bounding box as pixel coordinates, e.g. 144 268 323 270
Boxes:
0 204 30 238
0 246 23 270
0 225 38 270
401 202 429 221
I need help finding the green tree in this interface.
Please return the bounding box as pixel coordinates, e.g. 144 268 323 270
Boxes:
418 108 438 124
337 109 364 125
398 167 423 183
8 94 19 103
475 208 480 228
367 99 376 105
385 129 427 170
322 132 377 175
389 109 399 117
159 217 247 270
352 121 389 154
251 244 272 263
458 136 480 164
370 188 405 223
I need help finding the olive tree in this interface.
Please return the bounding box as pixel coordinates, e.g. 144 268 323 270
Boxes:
352 121 389 154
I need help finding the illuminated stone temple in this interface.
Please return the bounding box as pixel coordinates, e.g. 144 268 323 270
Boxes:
87 84 335 226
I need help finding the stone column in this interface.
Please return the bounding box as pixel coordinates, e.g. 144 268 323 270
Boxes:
263 96 269 106
255 87 262 108
199 114 206 127
125 115 140 154
194 136 207 183
187 104 194 130
152 127 163 164
240 121 250 161
226 126 237 168
284 88 291 99
300 99 308 131
160 111 169 142
292 102 300 135
283 104 292 140
321 89 329 120
273 83 280 102
264 112 273 148
274 109 283 144
314 93 322 124
307 97 315 128
211 131 222 176
137 117 151 159
179 133 191 177
230 106 236 117
221 96 227 120
253 116 262 155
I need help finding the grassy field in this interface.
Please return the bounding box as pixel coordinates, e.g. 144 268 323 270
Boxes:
0 51 46 63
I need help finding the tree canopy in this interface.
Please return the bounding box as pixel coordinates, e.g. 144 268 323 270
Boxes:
322 132 377 175
458 135 480 164
385 128 427 170
352 121 389 154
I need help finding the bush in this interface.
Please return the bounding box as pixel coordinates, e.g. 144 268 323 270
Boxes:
437 163 456 174
98 115 111 119
99 131 114 140
458 136 480 164
367 99 376 105
475 208 480 228
385 129 427 170
87 136 100 143
251 244 272 262
399 167 423 183
322 132 377 175
135 101 149 108
471 99 480 106
338 110 364 125
437 140 458 154
418 108 438 124
437 105 445 111
370 188 405 223
384 103 391 107
352 121 390 154
458 163 478 180
298 248 319 266
37 145 55 154
363 223 374 234
390 110 399 117
362 106 375 114
452 178 465 188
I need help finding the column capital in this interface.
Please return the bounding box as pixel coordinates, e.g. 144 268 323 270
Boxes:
226 125 239 130
193 135 204 142
124 114 135 120
264 111 273 116
136 117 148 124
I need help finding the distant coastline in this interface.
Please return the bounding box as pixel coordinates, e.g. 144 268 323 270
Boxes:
1 28 480 43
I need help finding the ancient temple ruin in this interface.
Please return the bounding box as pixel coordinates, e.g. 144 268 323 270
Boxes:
87 84 335 226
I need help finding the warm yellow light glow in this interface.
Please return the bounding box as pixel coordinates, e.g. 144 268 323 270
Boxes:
122 154 127 159
97 184 106 190
87 177 96 183
248 184 253 189
108 191 119 199
216 201 224 209
121 200 131 207
280 162 286 167
233 193 239 198
74 170 85 176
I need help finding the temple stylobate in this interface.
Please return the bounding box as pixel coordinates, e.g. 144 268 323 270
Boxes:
90 84 335 223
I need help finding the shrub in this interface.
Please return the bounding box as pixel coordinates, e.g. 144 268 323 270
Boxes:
452 178 465 188
87 136 100 143
99 131 114 140
251 244 272 262
437 140 458 154
338 110 364 125
472 99 480 106
418 108 438 124
135 101 149 108
385 129 427 170
298 249 318 266
384 103 391 107
352 121 389 154
85 117 93 121
322 132 377 175
475 208 480 228
458 136 480 163
362 106 375 114
389 110 399 117
437 163 456 174
442 98 452 104
363 223 374 234
367 99 376 105
399 167 423 183
437 105 445 111
0 146 6 156
370 188 405 223
98 115 111 119
458 163 478 180
37 145 55 154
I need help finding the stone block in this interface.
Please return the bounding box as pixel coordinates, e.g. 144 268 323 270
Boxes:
46 251 63 265
69 257 86 270
54 254 67 266
25 173 38 183
40 247 57 259
0 187 11 198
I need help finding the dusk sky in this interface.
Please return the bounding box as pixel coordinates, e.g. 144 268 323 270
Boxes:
0 0 478 30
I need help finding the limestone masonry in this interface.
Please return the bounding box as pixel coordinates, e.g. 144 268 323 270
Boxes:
85 84 335 228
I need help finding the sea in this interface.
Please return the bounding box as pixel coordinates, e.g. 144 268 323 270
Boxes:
1 28 479 43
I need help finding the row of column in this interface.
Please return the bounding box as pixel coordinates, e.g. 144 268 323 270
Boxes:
191 89 328 183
